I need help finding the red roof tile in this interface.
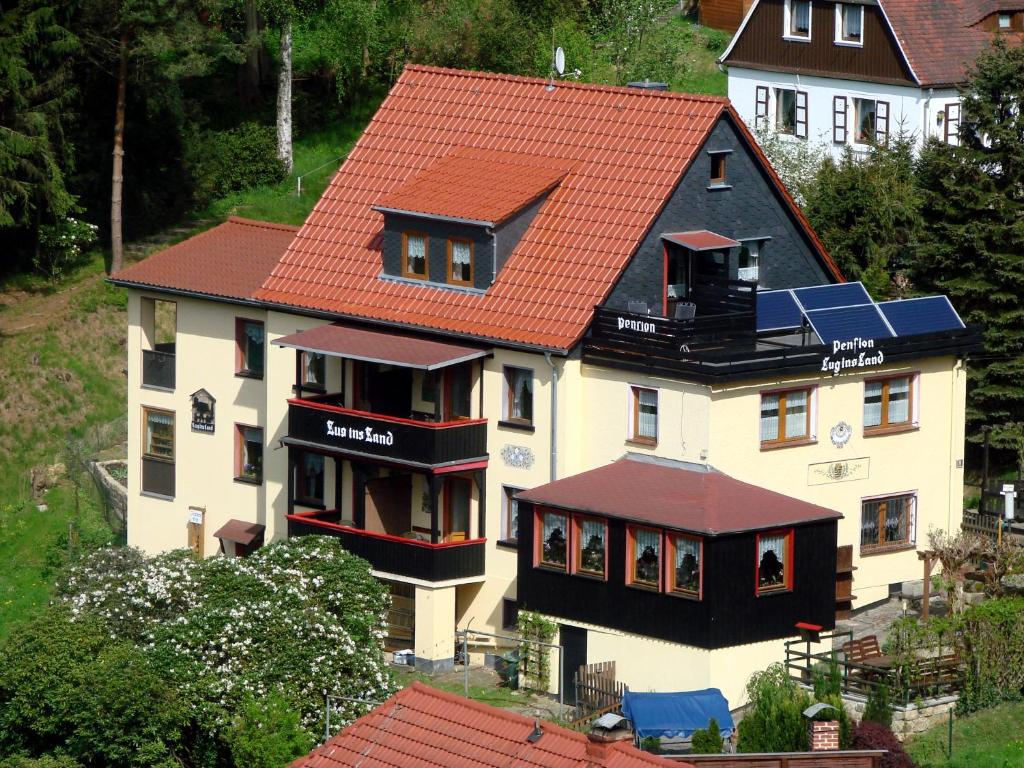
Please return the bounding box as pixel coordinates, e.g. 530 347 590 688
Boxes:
255 65 839 351
110 217 298 302
375 147 574 225
292 681 693 768
662 230 740 251
517 455 841 535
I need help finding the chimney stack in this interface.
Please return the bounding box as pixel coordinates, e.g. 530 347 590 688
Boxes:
586 713 633 761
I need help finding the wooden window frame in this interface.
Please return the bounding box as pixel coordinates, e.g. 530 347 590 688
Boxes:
503 366 534 426
446 237 474 286
629 385 658 446
142 407 175 460
443 475 473 542
760 386 815 449
860 493 916 553
834 3 864 46
295 450 326 506
863 373 917 436
709 152 727 185
667 532 703 600
784 0 812 40
626 524 662 590
755 528 794 596
401 231 429 280
573 515 608 580
535 507 570 572
234 423 264 485
235 318 265 379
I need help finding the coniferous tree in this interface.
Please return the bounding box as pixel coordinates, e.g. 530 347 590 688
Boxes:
913 37 1024 450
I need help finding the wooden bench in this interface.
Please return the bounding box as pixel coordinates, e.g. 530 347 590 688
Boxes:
842 635 883 664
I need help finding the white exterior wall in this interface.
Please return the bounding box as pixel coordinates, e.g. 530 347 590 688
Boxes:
728 66 959 159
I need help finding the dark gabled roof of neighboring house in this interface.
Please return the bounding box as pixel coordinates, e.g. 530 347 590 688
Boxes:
110 217 298 303
291 681 693 768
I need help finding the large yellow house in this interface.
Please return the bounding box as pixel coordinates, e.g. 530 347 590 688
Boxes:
112 65 979 706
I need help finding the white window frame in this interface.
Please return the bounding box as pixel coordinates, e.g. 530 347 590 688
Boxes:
737 238 766 283
784 0 813 41
834 3 864 47
999 12 1012 29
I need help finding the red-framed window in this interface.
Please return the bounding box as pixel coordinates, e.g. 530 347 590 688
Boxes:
573 516 608 579
627 525 662 589
536 508 569 572
667 533 703 599
755 529 794 595
234 424 264 484
235 318 265 379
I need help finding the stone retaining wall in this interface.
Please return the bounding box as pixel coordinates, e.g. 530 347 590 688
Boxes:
86 459 127 526
839 692 957 742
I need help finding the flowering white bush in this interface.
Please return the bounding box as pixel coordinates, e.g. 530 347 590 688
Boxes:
34 217 99 283
56 536 395 739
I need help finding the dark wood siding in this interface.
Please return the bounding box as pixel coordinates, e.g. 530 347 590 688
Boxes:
517 502 837 649
700 0 755 33
725 0 916 85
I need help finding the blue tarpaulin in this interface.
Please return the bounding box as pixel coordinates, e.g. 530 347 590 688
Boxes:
621 688 734 739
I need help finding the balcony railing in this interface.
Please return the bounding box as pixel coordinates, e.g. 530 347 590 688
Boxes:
287 509 485 582
287 398 487 469
142 344 176 389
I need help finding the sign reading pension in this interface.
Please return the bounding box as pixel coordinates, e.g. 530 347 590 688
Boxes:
820 337 884 377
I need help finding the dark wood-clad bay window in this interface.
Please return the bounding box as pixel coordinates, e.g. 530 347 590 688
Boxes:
503 366 533 427
235 424 263 484
630 386 658 445
760 387 813 447
295 451 325 506
235 318 265 379
574 516 607 578
861 494 915 552
447 238 473 286
628 525 661 589
668 533 702 598
756 529 793 595
142 407 175 497
537 509 568 571
864 375 915 434
402 232 428 279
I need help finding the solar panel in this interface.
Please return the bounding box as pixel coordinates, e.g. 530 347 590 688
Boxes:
756 290 803 331
878 297 965 336
793 282 872 312
805 305 895 345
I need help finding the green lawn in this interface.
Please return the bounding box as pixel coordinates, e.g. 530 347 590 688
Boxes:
669 16 730 97
906 703 1024 768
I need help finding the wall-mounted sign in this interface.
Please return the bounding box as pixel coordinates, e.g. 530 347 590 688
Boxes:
190 389 216 433
501 444 535 469
807 457 869 485
188 507 204 525
820 338 884 377
830 421 853 448
616 315 658 334
326 419 395 447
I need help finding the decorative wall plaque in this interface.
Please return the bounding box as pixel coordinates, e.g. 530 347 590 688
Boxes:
501 444 535 469
830 421 853 448
807 457 870 485
190 389 216 433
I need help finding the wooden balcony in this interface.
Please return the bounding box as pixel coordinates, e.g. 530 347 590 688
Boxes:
287 509 485 582
287 397 487 470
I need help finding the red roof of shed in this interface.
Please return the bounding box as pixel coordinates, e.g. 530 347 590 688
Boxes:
292 681 692 768
662 230 741 251
517 455 840 535
110 217 298 301
255 65 839 351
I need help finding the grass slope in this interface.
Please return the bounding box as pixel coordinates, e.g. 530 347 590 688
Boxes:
906 702 1024 768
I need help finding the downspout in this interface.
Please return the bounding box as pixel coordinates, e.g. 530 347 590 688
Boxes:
926 87 934 142
543 352 558 482
488 227 497 284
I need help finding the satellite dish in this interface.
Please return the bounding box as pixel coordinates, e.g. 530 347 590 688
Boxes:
554 47 565 76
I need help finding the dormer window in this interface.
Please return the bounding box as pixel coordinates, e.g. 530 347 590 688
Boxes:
785 0 812 39
999 12 1013 29
447 238 473 286
402 232 428 279
836 3 863 45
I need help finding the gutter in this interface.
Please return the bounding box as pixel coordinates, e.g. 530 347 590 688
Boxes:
543 352 559 483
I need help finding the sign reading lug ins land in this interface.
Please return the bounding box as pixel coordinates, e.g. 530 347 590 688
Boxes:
820 338 884 377
288 401 487 467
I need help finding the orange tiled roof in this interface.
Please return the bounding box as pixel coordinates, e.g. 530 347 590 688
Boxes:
256 65 835 351
291 681 693 768
111 217 298 302
375 146 574 225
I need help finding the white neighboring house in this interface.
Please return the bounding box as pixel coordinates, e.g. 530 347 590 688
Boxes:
719 0 1020 158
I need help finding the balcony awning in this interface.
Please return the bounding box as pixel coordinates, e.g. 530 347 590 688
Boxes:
275 323 489 370
213 519 266 545
662 230 740 251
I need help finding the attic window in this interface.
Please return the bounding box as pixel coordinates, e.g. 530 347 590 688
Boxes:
402 232 428 280
836 3 863 45
447 238 473 286
999 12 1013 29
785 0 812 39
709 153 727 186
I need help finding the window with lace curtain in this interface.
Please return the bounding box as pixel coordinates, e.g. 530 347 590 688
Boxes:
864 375 915 433
628 525 661 589
756 529 793 594
402 232 428 279
668 534 702 598
447 238 473 286
235 318 265 378
574 516 607 578
760 387 814 447
861 494 915 551
537 509 568 571
503 366 533 426
629 386 658 444
785 0 812 38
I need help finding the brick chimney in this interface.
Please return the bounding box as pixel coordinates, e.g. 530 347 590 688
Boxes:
810 720 840 751
586 716 634 763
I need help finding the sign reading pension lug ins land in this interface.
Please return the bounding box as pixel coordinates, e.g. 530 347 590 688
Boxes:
820 337 884 377
287 401 488 467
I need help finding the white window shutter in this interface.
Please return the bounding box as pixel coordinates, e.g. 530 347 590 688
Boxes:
945 103 961 145
876 100 890 142
755 86 770 129
833 96 848 144
795 91 808 138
